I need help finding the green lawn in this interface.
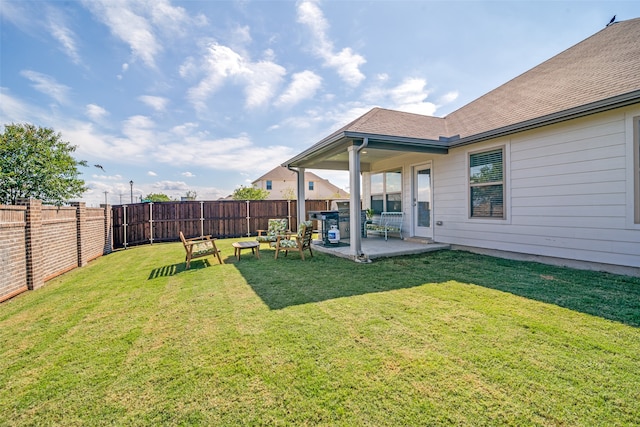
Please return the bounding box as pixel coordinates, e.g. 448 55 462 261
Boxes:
1 239 639 426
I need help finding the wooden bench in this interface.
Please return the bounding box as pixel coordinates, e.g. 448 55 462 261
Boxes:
179 232 223 269
366 212 404 240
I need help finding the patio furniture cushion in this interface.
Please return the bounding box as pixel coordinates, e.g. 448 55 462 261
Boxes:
273 221 314 260
366 212 404 240
180 231 223 269
256 218 289 244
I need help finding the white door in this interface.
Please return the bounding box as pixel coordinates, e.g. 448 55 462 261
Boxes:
413 163 432 239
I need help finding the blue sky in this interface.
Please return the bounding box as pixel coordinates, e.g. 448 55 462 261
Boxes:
1 0 637 206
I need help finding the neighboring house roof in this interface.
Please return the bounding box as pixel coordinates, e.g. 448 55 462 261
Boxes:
284 18 640 168
252 166 349 197
253 166 301 183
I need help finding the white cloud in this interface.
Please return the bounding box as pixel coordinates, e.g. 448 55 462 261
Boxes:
297 0 366 87
20 70 70 104
231 25 252 49
120 115 157 152
155 131 294 174
59 121 115 159
147 171 157 176
143 0 191 37
0 88 39 123
138 95 169 112
270 102 374 137
182 171 195 178
153 180 190 192
275 70 322 107
81 0 161 68
438 90 459 105
117 63 129 80
244 59 286 109
46 8 82 65
85 104 109 121
186 42 286 112
91 174 122 181
186 43 245 112
362 76 437 116
388 77 437 115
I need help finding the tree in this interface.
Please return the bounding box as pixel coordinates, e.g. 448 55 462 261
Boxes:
144 193 172 202
184 190 197 200
0 123 87 206
232 185 269 200
281 187 296 200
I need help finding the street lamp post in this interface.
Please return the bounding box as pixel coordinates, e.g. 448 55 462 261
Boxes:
129 180 133 204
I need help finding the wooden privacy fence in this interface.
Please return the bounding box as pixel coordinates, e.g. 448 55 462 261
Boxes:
111 199 335 249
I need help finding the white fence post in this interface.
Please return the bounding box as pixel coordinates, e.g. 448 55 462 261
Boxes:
123 205 128 249
246 200 251 237
149 202 154 244
200 201 205 237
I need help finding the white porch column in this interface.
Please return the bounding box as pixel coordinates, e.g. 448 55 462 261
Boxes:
348 145 363 259
296 167 306 225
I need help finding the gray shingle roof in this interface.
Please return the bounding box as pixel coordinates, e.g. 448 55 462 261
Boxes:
326 108 447 141
284 18 640 168
445 17 640 139
330 18 640 141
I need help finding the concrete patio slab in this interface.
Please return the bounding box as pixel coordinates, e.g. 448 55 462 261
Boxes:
312 236 450 262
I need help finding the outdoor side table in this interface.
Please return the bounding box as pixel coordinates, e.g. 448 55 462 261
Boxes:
232 241 260 261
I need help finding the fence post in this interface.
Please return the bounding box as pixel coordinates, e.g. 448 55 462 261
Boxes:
101 204 112 254
19 198 44 290
287 200 292 229
149 202 154 244
246 200 251 236
200 201 204 237
71 202 88 267
123 205 128 248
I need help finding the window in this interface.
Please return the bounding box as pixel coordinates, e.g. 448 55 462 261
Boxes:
635 117 640 223
370 169 402 213
266 180 272 190
469 148 505 218
308 181 314 191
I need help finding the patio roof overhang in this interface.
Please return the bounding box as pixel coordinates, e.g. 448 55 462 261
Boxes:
283 131 449 171
283 90 640 173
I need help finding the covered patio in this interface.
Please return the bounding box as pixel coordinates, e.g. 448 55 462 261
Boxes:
282 108 450 262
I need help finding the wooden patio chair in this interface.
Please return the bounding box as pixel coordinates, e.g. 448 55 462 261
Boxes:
179 231 223 269
256 218 289 247
273 221 314 260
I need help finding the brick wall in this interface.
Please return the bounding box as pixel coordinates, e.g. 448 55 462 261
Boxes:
0 200 113 303
42 206 78 281
86 208 109 262
0 206 28 302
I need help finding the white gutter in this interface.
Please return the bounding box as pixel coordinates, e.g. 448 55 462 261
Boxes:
287 165 306 226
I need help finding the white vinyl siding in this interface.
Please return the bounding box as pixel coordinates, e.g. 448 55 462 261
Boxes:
434 109 640 268
634 116 640 224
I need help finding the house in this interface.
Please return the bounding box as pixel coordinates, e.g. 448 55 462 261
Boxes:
252 166 349 200
282 18 640 273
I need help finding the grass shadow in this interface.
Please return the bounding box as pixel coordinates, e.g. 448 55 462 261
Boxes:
234 249 443 310
147 259 211 279
235 249 640 326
